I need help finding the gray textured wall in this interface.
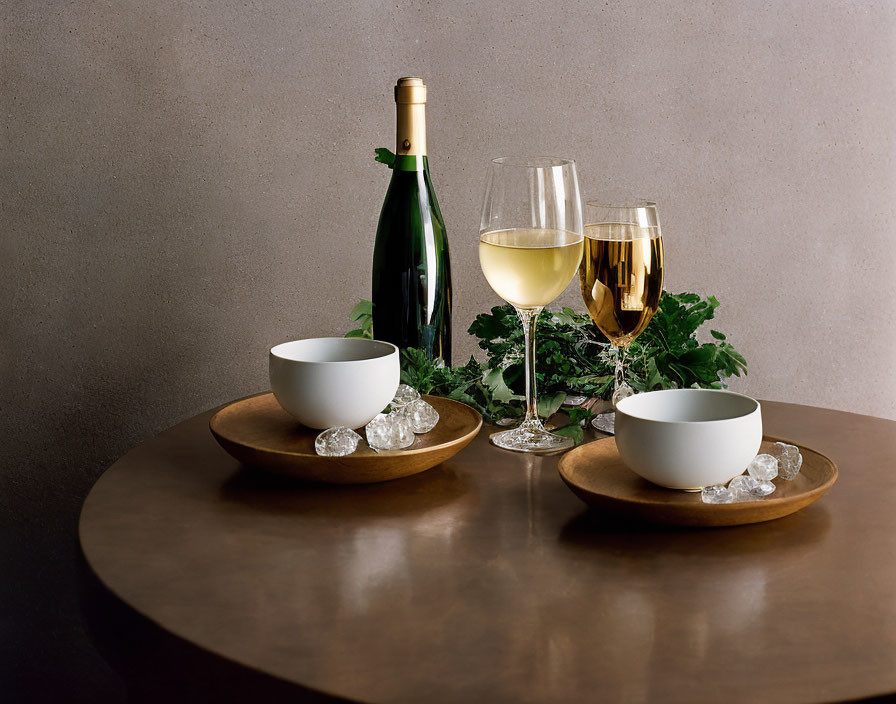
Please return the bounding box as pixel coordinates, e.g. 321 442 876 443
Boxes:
3 0 895 697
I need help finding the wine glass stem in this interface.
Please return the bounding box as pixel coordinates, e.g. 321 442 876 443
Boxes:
517 307 543 426
613 344 626 406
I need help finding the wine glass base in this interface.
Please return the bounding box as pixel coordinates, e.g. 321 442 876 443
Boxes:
590 411 616 435
489 425 574 455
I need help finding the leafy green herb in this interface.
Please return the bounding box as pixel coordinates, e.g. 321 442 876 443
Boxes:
374 148 396 167
345 300 373 339
346 292 747 442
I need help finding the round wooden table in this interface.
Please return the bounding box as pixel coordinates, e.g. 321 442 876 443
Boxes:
79 400 896 703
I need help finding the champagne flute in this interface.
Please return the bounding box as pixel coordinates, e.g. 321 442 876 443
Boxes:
479 157 584 453
579 201 664 433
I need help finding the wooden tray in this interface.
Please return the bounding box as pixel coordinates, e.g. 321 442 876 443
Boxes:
558 435 838 527
210 393 482 484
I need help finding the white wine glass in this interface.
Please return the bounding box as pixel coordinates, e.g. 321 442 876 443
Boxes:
479 157 584 453
579 201 664 433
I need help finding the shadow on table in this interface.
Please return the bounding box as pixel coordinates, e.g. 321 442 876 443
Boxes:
557 503 833 558
217 460 478 520
77 553 352 704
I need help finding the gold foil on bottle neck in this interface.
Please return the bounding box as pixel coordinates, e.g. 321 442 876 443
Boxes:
394 77 426 155
395 76 427 105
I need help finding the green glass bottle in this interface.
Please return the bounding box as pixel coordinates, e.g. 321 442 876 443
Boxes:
372 77 452 365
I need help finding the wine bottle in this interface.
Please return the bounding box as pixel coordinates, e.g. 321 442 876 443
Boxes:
372 77 452 365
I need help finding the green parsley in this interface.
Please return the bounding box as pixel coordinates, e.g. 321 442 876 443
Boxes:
348 292 747 444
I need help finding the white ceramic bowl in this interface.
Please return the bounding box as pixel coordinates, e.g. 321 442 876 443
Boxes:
614 389 762 490
269 338 399 430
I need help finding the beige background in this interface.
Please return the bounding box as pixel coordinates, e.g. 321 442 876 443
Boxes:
2 0 896 698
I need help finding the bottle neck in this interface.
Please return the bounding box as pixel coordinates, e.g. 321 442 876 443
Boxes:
396 102 426 157
391 154 428 172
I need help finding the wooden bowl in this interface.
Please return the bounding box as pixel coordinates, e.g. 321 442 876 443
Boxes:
210 393 482 484
558 435 838 527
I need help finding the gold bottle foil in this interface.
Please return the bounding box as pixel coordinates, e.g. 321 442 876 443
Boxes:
395 77 426 156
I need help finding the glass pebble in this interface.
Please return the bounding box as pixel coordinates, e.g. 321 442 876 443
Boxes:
401 398 439 434
747 453 779 481
390 384 420 410
751 480 776 497
365 412 415 451
314 426 361 457
771 442 803 480
728 474 759 501
701 485 734 504
563 395 589 407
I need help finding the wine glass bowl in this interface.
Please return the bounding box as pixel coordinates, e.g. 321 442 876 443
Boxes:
478 157 584 454
580 203 663 347
479 228 583 309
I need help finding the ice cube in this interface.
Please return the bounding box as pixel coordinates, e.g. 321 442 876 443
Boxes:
400 398 439 434
314 426 362 457
365 412 415 451
747 454 779 481
701 485 734 504
390 384 421 410
771 442 803 480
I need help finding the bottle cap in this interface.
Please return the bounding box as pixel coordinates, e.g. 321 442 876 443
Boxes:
395 77 426 105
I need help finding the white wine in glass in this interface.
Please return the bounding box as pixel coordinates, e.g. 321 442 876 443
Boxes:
479 157 584 454
579 204 664 433
480 228 584 309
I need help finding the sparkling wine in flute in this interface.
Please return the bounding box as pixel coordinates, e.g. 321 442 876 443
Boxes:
580 203 664 434
479 228 584 309
579 223 664 347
